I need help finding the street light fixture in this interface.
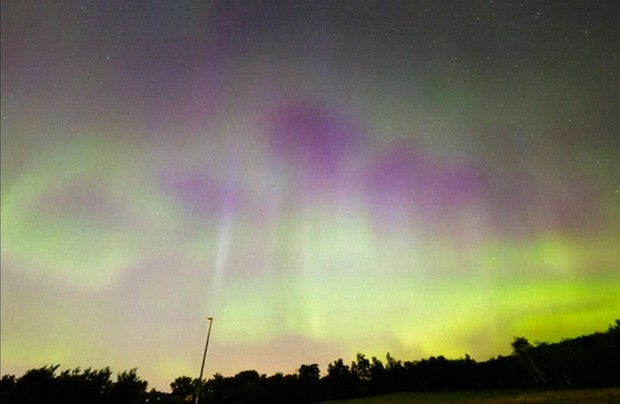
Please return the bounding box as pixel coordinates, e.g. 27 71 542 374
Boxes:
194 316 213 404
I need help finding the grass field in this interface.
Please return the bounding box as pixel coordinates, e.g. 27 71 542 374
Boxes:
319 387 620 403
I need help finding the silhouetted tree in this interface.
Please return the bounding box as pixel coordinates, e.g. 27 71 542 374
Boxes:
325 358 356 399
228 370 262 402
170 375 195 402
351 353 371 382
511 336 547 385
298 363 321 402
2 320 619 402
0 375 17 403
14 365 60 403
204 373 227 403
384 352 406 392
261 372 298 403
56 367 112 403
369 356 387 394
108 368 148 404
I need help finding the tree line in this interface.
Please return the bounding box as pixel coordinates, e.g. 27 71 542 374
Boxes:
1 320 618 403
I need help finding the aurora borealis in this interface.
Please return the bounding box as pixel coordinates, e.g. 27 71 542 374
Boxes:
1 0 618 391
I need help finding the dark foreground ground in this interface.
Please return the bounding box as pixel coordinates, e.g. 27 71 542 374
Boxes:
319 387 620 403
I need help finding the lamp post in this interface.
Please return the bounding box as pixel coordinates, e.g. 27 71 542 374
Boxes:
195 316 213 404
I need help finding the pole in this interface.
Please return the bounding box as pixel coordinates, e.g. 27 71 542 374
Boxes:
195 316 213 404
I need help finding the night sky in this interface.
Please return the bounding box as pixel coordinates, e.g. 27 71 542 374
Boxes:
1 0 618 391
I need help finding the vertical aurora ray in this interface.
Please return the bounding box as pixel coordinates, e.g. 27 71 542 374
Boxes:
209 147 243 313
